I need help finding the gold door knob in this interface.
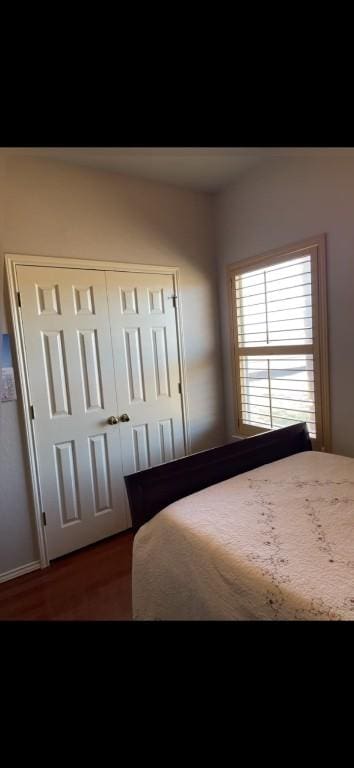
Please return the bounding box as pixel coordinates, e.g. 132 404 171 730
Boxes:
119 413 130 422
107 416 119 425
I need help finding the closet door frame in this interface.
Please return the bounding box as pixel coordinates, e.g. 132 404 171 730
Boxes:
6 253 191 568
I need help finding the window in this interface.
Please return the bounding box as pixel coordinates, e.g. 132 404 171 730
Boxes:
229 235 330 451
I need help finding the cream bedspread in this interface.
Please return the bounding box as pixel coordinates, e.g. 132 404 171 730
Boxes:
132 451 354 620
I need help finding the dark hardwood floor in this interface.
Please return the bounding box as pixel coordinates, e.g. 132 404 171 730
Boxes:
0 530 134 621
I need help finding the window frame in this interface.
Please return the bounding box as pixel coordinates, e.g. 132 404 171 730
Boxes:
228 234 330 451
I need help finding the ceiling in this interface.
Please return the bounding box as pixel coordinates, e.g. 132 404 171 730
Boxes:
2 147 354 192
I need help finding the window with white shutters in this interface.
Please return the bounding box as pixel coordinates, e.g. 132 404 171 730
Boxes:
229 236 330 450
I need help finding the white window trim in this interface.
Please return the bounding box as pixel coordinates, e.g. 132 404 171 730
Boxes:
228 234 330 452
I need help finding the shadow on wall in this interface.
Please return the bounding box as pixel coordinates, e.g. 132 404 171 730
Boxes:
182 346 226 450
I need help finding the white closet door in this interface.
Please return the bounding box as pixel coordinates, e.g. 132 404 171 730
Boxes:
17 265 128 560
106 272 186 475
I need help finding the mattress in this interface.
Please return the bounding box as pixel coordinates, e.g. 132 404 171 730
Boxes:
132 450 354 620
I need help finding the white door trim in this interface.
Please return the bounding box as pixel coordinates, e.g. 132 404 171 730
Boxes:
5 253 191 569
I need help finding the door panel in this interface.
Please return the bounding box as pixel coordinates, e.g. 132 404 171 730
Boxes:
16 265 186 561
106 272 186 475
17 266 128 560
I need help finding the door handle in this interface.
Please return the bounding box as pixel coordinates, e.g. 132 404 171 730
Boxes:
119 413 130 422
107 416 119 425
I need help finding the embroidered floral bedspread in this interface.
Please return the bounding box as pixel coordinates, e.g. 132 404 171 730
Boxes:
132 451 354 620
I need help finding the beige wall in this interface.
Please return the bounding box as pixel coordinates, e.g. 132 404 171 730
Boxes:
217 155 354 458
0 155 225 575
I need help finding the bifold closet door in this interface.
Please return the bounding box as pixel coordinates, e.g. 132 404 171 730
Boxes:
106 272 186 475
16 266 128 560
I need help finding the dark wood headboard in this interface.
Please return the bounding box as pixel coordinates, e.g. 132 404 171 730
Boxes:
124 422 312 532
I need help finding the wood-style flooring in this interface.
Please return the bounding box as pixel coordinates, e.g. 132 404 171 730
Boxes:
0 530 134 621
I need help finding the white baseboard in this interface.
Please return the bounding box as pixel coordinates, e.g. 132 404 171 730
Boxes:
0 560 41 584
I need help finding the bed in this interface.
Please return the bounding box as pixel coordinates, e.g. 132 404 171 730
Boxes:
125 424 354 620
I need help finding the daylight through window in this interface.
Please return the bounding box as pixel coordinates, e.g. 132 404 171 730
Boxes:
229 238 330 450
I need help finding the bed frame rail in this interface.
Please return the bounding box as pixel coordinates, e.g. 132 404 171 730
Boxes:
124 422 312 532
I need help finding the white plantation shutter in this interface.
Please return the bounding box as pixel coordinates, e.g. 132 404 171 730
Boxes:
236 256 313 347
239 354 316 433
229 239 330 450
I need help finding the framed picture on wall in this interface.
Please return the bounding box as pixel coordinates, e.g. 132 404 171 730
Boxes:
0 334 17 402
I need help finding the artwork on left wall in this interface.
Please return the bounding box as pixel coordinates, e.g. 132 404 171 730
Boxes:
0 334 17 402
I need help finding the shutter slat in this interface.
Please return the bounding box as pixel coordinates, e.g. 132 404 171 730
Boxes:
239 357 316 436
236 273 312 299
